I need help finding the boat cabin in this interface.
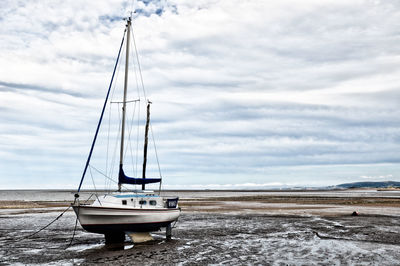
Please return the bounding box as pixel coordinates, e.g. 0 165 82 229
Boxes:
90 191 178 209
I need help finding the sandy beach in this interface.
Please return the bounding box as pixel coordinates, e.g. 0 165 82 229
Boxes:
1 190 400 265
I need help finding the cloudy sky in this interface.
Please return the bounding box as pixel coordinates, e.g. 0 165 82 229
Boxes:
1 0 400 190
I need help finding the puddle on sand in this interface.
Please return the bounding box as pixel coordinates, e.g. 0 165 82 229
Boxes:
66 243 104 252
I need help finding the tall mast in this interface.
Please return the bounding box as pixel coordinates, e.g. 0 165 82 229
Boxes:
142 101 151 190
118 17 131 191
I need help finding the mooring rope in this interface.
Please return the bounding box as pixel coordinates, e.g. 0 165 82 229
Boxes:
10 205 72 243
65 206 79 249
27 206 71 239
171 219 179 229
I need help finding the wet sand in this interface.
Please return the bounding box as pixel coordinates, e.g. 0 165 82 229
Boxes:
1 192 400 265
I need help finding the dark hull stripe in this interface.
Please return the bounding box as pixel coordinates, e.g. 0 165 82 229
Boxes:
81 220 172 226
81 221 172 234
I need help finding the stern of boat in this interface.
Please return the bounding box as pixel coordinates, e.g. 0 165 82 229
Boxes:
165 197 179 209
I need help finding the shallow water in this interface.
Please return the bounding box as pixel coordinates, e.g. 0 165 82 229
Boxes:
1 209 400 265
1 189 400 202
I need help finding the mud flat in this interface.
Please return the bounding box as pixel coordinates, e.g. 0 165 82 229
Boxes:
0 191 400 265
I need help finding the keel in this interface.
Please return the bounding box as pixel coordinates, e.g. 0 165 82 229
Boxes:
105 231 125 244
166 223 172 240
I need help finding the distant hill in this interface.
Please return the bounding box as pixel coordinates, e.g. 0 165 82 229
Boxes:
336 181 400 189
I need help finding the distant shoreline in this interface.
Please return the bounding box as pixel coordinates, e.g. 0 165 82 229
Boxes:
0 187 398 193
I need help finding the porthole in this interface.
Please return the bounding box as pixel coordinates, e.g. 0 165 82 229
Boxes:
149 200 157 206
122 200 127 205
139 200 147 205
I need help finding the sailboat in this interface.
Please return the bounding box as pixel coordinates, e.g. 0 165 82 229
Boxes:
72 16 180 243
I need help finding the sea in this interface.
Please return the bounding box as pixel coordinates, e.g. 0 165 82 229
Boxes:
1 188 400 202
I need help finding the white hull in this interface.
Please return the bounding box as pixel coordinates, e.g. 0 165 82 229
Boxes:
73 205 180 233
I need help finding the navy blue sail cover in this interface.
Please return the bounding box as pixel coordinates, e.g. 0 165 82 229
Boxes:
119 166 161 185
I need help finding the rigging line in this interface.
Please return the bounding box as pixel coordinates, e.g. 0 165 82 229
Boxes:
83 193 96 204
129 26 141 106
106 103 121 192
90 164 130 191
129 21 142 182
77 27 127 193
149 122 162 179
150 122 163 195
88 165 98 193
90 164 115 182
128 26 141 179
105 103 111 190
132 103 138 176
123 101 136 159
107 50 124 185
136 98 141 178
107 102 123 190
126 101 138 175
106 102 113 190
105 44 123 191
130 26 147 101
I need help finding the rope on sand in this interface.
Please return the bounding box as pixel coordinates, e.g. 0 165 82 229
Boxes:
65 206 79 249
12 206 72 243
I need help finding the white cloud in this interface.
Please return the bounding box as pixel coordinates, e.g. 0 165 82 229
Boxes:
1 0 400 189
